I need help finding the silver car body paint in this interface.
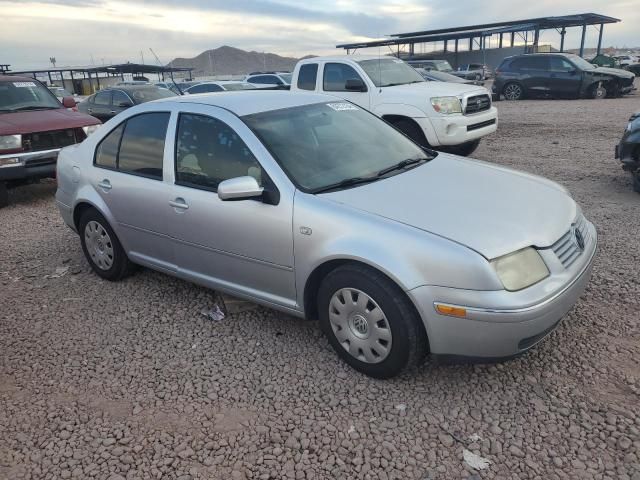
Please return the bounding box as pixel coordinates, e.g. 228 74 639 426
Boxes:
56 91 597 359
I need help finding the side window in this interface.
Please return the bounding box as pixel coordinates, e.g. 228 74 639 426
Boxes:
112 90 131 106
323 63 363 92
175 113 263 191
189 84 223 93
95 124 124 169
297 64 318 90
249 75 272 85
549 57 574 72
118 113 170 179
94 91 111 106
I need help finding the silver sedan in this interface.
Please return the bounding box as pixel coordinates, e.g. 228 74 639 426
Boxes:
56 91 597 378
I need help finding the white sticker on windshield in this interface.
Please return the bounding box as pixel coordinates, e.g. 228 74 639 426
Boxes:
327 102 358 111
13 82 37 88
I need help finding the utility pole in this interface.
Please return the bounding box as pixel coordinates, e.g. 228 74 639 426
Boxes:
140 50 145 64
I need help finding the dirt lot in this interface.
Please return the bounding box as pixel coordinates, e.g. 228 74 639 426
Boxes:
1 91 639 480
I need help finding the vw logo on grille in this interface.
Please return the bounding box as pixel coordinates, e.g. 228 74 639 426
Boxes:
574 228 585 251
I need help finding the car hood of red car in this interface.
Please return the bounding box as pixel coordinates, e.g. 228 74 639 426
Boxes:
0 108 100 135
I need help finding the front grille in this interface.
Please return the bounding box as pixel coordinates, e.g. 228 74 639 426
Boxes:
23 128 78 152
551 214 591 268
467 119 496 131
464 94 491 115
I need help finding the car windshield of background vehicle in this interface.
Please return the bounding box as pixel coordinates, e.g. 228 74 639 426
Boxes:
357 58 425 87
568 55 596 71
0 80 61 112
279 73 292 84
243 102 434 192
129 87 177 104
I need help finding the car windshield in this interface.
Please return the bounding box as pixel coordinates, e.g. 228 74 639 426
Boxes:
128 87 177 104
567 55 596 70
243 102 435 192
428 60 454 72
357 58 425 87
0 80 61 112
279 73 292 84
222 83 255 91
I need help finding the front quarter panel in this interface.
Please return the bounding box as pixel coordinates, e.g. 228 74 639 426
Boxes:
293 191 502 313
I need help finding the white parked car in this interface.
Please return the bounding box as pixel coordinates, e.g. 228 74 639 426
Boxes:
244 72 292 87
290 56 497 156
184 81 256 94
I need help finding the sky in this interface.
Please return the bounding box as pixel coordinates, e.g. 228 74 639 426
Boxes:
1 0 639 70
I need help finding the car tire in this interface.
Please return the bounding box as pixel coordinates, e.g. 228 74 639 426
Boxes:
391 119 430 149
0 182 8 209
588 83 607 99
317 263 428 378
440 139 481 157
79 208 134 281
633 173 640 193
475 73 482 81
503 82 524 100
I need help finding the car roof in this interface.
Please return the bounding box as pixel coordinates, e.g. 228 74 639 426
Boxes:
153 90 338 116
0 74 41 82
298 55 402 64
100 85 165 92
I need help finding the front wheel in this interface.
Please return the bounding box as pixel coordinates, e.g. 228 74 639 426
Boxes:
503 82 524 100
79 208 134 281
317 264 428 378
588 83 607 99
0 183 8 209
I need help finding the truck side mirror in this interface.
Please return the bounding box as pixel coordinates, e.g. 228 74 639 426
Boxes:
345 79 367 92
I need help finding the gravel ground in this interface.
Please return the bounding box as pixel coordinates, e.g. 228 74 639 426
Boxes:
1 90 640 480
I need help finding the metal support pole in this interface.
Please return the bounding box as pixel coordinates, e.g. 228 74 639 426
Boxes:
47 71 53 85
409 43 414 58
510 32 515 47
346 48 349 55
533 28 540 52
454 39 459 53
499 33 503 48
469 37 473 51
597 23 604 55
560 28 566 52
579 23 586 57
70 70 75 94
87 72 93 93
444 40 448 52
96 74 100 90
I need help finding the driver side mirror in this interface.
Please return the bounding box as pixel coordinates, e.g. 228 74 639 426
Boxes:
218 176 264 201
345 79 367 92
62 96 76 108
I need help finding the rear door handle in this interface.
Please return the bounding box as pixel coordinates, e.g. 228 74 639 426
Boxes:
169 198 189 210
97 179 112 191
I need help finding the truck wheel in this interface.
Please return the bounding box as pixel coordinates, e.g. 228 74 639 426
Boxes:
391 119 430 149
0 182 8 209
317 263 428 378
588 83 606 99
440 139 481 157
633 173 640 194
503 82 524 100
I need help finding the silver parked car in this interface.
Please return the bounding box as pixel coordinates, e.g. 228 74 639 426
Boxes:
56 91 597 378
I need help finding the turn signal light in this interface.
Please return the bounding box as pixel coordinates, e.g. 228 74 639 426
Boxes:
435 304 467 318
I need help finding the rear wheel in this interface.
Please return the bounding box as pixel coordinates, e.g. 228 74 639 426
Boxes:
79 208 134 281
317 264 428 378
503 82 524 100
633 172 640 193
0 182 8 209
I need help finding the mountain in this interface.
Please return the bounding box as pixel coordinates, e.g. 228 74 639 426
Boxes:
167 46 306 76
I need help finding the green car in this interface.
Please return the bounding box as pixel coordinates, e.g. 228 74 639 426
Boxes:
590 54 619 68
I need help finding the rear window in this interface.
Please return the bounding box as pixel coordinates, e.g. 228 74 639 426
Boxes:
297 64 318 90
118 113 170 179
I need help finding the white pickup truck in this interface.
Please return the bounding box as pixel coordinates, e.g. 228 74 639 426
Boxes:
290 55 498 156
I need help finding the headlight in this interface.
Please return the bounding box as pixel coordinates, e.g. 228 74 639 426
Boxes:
0 134 22 151
82 125 100 136
491 247 549 291
430 96 462 114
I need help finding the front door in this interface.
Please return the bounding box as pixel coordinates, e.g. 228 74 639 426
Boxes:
548 57 582 97
86 90 112 121
166 106 296 309
90 111 175 271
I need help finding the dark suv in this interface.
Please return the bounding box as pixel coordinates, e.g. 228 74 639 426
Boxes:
493 53 636 101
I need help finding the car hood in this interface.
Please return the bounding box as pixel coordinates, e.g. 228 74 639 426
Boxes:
321 154 576 260
591 66 636 79
383 81 489 97
0 108 100 135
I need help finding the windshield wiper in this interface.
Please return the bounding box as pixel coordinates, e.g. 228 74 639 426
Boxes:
376 157 430 177
9 106 59 112
382 80 424 87
312 176 380 194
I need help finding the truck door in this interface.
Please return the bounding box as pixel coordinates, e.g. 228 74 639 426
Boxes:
321 62 370 110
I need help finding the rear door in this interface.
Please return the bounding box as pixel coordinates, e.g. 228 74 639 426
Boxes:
86 91 112 121
515 56 551 94
321 62 370 109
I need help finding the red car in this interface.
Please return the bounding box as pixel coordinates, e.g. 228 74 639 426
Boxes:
0 75 100 207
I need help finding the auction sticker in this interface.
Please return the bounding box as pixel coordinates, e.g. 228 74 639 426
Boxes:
327 102 358 111
13 82 37 88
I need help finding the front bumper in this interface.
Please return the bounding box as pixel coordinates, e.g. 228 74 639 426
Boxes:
408 221 597 360
0 148 60 182
417 107 498 146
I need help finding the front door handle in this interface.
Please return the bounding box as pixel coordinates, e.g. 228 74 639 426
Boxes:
169 198 189 210
97 179 112 191
109 110 116 114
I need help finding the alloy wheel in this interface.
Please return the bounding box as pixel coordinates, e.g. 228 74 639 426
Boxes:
328 288 392 364
504 84 522 100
